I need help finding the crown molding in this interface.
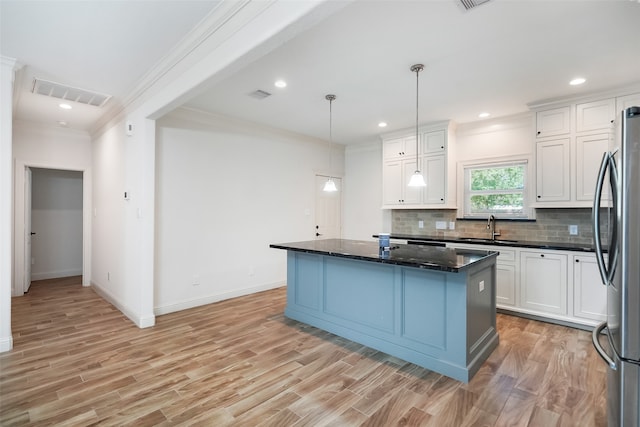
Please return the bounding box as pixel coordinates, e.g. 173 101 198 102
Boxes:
89 0 261 137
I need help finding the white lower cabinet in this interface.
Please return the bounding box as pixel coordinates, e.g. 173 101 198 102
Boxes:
496 263 516 306
520 250 568 315
573 254 607 322
446 242 603 327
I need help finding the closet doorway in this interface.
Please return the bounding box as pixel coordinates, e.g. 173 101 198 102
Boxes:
24 168 83 292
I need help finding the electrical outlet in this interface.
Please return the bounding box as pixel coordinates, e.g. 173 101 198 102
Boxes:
449 221 455 230
479 280 485 292
569 225 578 235
418 220 424 229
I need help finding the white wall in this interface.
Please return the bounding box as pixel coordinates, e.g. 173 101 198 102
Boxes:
31 168 83 280
154 107 344 314
12 121 92 296
455 113 534 162
1 56 18 352
342 140 390 240
91 116 156 328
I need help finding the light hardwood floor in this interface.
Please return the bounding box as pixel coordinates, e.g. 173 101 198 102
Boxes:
1 277 607 426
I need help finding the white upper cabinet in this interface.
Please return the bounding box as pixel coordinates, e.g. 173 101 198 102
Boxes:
536 138 571 202
383 136 417 160
532 94 626 207
536 106 571 138
576 99 615 133
381 121 456 209
575 133 610 201
421 130 446 155
616 93 640 113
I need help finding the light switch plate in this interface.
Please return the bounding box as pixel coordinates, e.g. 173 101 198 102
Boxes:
569 225 578 235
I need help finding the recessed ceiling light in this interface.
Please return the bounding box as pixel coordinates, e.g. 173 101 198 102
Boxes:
57 121 68 127
59 103 72 110
274 80 287 88
478 112 490 118
570 77 586 86
378 122 388 128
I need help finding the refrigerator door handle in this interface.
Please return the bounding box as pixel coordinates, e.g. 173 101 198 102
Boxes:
592 321 617 370
593 152 610 285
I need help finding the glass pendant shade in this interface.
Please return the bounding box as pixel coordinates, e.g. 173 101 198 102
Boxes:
408 171 426 187
323 178 338 192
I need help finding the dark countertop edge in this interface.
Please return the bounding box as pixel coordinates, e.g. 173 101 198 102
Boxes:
269 242 498 273
375 234 597 253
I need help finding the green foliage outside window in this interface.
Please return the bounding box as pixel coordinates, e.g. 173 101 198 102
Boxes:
466 164 527 216
470 166 524 191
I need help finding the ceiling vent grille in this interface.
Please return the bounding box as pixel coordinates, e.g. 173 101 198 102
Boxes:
459 0 491 10
32 78 111 107
248 89 272 100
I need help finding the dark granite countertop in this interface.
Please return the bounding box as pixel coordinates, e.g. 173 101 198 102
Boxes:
270 238 498 273
376 234 598 253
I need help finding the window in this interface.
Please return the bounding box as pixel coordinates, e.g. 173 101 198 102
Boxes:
462 160 531 219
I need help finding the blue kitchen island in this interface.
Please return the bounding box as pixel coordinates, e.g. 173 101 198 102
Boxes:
269 239 499 383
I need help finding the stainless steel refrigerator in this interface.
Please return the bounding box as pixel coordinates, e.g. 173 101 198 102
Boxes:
592 105 640 426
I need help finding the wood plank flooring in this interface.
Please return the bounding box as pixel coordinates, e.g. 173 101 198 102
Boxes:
1 276 607 426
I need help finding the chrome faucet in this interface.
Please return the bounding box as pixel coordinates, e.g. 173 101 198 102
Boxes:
487 215 501 240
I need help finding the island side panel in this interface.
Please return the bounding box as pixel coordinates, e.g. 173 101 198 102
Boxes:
285 250 492 382
465 260 500 376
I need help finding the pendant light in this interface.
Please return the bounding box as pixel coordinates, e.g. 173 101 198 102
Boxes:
408 64 427 187
323 94 338 192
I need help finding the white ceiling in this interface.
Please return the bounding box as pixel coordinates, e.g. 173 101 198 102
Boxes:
1 0 221 130
3 0 640 144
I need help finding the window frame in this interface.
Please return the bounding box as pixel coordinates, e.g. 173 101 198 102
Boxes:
457 155 535 220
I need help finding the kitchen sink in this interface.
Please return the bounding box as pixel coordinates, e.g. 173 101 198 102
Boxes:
457 237 519 245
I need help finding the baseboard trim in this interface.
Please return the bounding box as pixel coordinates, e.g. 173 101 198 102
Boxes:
154 282 285 316
0 335 13 353
31 269 83 281
91 281 155 329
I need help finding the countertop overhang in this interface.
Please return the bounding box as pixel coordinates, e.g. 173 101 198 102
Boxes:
270 238 497 273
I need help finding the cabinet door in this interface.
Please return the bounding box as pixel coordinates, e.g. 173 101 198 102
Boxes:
496 263 516 306
576 133 610 201
383 138 405 160
382 160 404 205
616 93 640 115
520 251 568 315
383 136 417 160
422 130 445 155
383 159 421 205
536 138 570 202
576 99 615 133
402 158 422 204
423 155 445 204
536 107 571 138
573 254 607 321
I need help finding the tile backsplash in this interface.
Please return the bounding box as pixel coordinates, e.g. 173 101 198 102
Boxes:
392 208 609 245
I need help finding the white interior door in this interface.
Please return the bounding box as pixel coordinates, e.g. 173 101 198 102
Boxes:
315 175 342 240
24 167 32 292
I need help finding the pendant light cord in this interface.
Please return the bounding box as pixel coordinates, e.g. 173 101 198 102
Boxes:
326 94 336 178
415 67 419 169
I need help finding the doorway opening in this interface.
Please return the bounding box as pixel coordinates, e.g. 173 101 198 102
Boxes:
314 175 342 240
24 168 84 292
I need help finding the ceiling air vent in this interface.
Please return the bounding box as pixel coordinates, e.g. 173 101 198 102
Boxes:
459 0 491 10
32 78 111 107
248 89 272 100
